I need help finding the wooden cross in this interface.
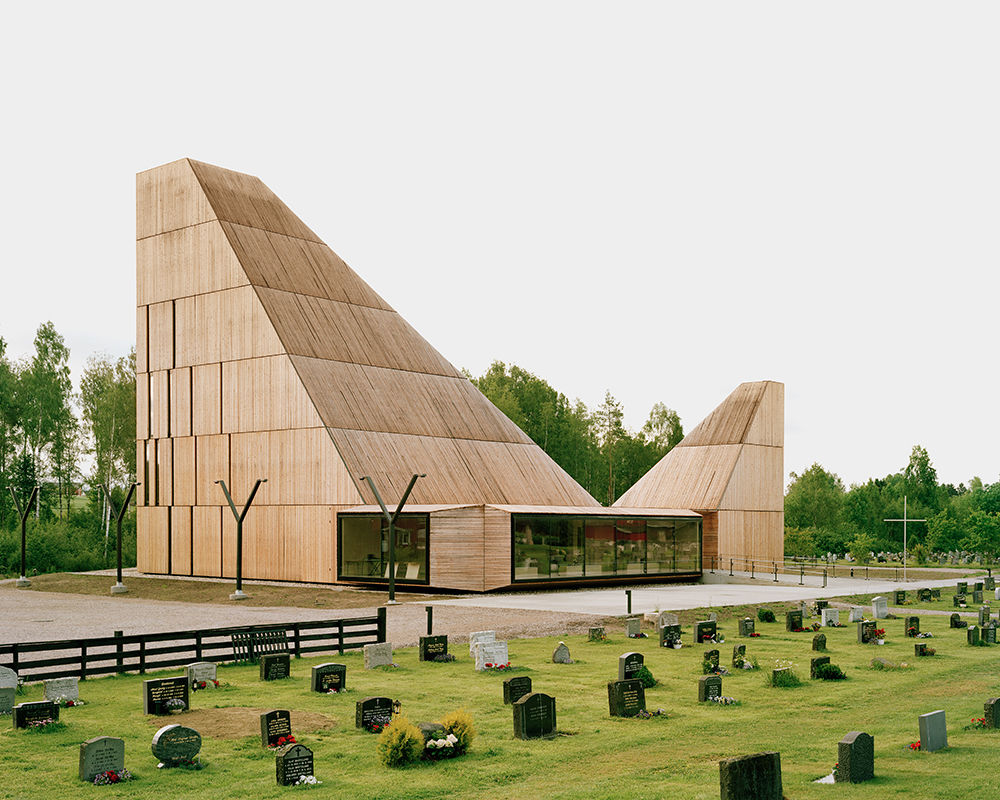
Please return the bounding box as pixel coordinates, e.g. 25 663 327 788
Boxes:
885 495 926 584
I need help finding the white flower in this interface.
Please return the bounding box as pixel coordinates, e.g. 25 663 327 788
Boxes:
446 734 458 744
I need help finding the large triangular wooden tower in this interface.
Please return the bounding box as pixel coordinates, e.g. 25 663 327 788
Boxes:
613 381 784 564
136 159 599 583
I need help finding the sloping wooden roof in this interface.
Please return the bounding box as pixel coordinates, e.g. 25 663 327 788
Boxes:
151 159 599 508
613 381 783 511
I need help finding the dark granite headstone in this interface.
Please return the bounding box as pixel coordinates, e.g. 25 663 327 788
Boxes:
419 635 448 662
835 731 873 783
310 663 346 693
355 696 394 732
810 656 831 679
695 620 717 642
512 692 556 740
979 606 992 627
812 633 827 651
986 624 998 645
618 651 644 681
905 616 920 636
950 613 967 629
918 588 932 602
931 588 941 599
738 618 755 637
975 581 984 592
503 676 532 705
704 649 720 669
79 736 125 782
968 626 982 645
275 743 314 786
143 677 189 715
954 594 967 607
984 697 1000 728
894 590 906 605
699 675 722 702
660 624 681 648
719 751 782 800
857 621 876 644
607 679 646 717
986 577 996 591
151 724 201 767
957 581 968 595
973 590 984 604
914 643 929 656
732 644 746 667
815 600 829 611
13 701 58 729
786 610 803 631
260 652 290 681
260 709 292 747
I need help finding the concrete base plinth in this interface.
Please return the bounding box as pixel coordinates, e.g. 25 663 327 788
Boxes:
230 590 249 601
111 583 129 595
15 577 31 588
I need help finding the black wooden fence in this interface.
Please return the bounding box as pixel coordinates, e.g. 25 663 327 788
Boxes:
0 608 386 682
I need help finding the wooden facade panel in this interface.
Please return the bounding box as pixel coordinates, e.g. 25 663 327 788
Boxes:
136 373 149 440
192 505 222 577
745 381 784 447
147 301 174 372
677 383 766 448
222 355 323 434
720 444 783 512
170 506 192 575
701 510 719 563
483 506 512 590
196 434 230 505
170 368 192 437
717 510 784 564
149 370 170 439
136 441 147 506
136 506 169 573
137 221 248 306
428 506 485 592
175 286 282 367
191 363 221 435
228 505 337 583
173 436 196 505
136 306 148 373
230 428 361 506
613 445 742 510
157 438 173 506
136 159 214 239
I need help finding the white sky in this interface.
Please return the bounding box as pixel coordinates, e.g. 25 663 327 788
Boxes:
2 2 997 491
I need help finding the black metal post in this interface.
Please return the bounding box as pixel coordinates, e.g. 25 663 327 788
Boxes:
750 561 755 580
377 607 387 642
625 589 632 614
9 486 39 588
361 473 425 605
729 559 734 577
216 478 267 600
823 569 828 588
799 564 804 585
426 605 433 635
103 483 139 594
773 563 778 582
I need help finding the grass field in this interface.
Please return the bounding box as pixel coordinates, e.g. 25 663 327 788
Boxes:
3 608 1000 799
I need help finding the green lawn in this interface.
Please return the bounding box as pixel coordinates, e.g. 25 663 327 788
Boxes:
837 590 991 615
3 612 1000 799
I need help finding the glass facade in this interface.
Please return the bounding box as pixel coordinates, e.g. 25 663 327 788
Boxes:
338 513 429 583
512 514 700 581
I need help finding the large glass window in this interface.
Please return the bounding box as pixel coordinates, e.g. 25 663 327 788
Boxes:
512 514 700 582
338 514 429 583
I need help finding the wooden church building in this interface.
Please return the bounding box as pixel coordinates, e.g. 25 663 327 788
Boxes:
135 159 783 591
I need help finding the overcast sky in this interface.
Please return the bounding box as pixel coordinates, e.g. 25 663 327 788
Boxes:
2 3 997 491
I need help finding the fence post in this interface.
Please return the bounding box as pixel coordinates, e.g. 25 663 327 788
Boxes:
139 640 146 674
750 561 755 580
377 607 387 643
730 559 734 577
799 565 804 585
293 624 301 658
426 606 433 636
823 569 828 588
80 644 88 681
12 643 18 674
710 556 716 574
866 566 869 581
773 563 778 582
625 590 632 614
115 631 124 674
338 620 344 654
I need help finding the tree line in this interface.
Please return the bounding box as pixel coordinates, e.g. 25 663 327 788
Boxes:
784 445 1000 563
0 323 136 576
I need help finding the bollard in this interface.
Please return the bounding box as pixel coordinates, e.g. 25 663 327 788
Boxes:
865 566 869 580
773 563 778 582
799 564 804 585
730 559 734 577
625 589 632 615
823 569 828 588
711 556 716 574
750 561 755 580
426 605 433 636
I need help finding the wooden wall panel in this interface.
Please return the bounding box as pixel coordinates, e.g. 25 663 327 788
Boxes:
173 436 196 505
229 428 361 506
137 159 215 240
147 301 174 372
170 506 192 575
226 505 336 583
136 441 147 505
222 355 323 434
136 222 249 306
157 439 173 506
192 505 222 577
677 383 765 448
136 373 149 440
745 382 784 447
701 511 719 562
720 445 783 512
191 364 221 435
149 370 170 439
175 286 282 367
717 510 784 564
137 506 169 573
483 506 512 590
196 434 230 505
613 445 742 510
170 368 192 438
136 306 148 373
428 507 485 591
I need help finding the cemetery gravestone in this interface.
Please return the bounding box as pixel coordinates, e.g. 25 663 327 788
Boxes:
0 666 17 690
607 679 645 717
699 675 722 702
588 627 605 641
799 601 810 619
968 626 982 646
894 590 906 605
151 724 201 767
469 630 495 655
986 577 996 591
704 649 720 670
835 731 874 783
810 656 831 679
660 624 681 648
732 644 746 667
848 607 863 623
618 652 644 681
815 600 829 611
953 594 966 607
552 642 573 664
975 581 984 592
658 612 679 627
918 588 932 602
905 616 920 637
957 582 968 595
503 676 532 705
931 588 941 599
786 610 803 631
355 697 394 732
513 692 556 740
0 688 14 715
821 608 840 627
918 710 947 751
363 642 394 670
625 617 642 637
185 662 217 689
260 652 291 681
812 633 826 652
276 743 314 786
708 612 718 622
950 613 967 629
914 643 928 657
984 697 1000 729
79 736 125 782
310 663 346 693
695 620 717 642
419 635 448 662
973 590 984 604
858 621 876 644
719 751 782 800
985 624 997 644
979 606 991 627
260 709 293 747
13 701 58 729
872 597 888 619
43 677 79 703
995 589 1000 602
475 641 509 671
738 618 755 637
143 677 189 715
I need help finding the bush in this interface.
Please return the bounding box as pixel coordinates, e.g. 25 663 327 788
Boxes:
634 666 657 688
765 664 802 688
438 708 476 754
757 608 776 623
814 663 847 681
376 716 424 768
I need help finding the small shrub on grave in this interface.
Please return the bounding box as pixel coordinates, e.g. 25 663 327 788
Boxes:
965 717 989 730
376 716 424 768
634 665 657 688
757 609 776 623
814 663 847 681
765 661 802 688
438 708 476 754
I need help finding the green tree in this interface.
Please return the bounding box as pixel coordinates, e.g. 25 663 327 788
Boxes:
926 508 964 552
0 338 20 528
784 464 846 530
640 402 684 453
847 531 876 565
594 391 625 505
903 444 940 513
961 511 1000 561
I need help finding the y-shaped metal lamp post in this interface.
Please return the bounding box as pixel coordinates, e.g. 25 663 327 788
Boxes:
216 478 267 600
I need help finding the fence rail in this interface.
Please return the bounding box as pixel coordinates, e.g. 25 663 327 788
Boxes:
0 608 387 682
706 555 988 587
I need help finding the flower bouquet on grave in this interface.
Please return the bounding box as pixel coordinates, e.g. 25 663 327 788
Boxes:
424 733 460 760
54 696 84 707
25 717 63 732
708 695 740 706
914 631 933 638
636 708 667 719
431 653 456 662
748 632 761 638
93 769 134 786
965 717 989 730
908 740 921 751
810 622 822 632
165 698 187 713
874 628 887 644
702 660 729 676
191 679 221 692
701 633 725 644
628 632 648 639
293 775 322 787
483 662 514 672
269 735 297 749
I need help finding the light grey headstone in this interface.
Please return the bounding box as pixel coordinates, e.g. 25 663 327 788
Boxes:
708 612 718 622
821 608 840 627
79 736 125 782
363 642 393 670
475 641 509 671
44 677 79 703
848 607 864 623
552 642 572 664
185 662 217 687
918 710 947 752
658 612 679 628
0 666 18 690
872 597 888 619
0 688 14 714
994 588 1000 602
625 617 641 637
799 601 811 619
469 630 496 656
